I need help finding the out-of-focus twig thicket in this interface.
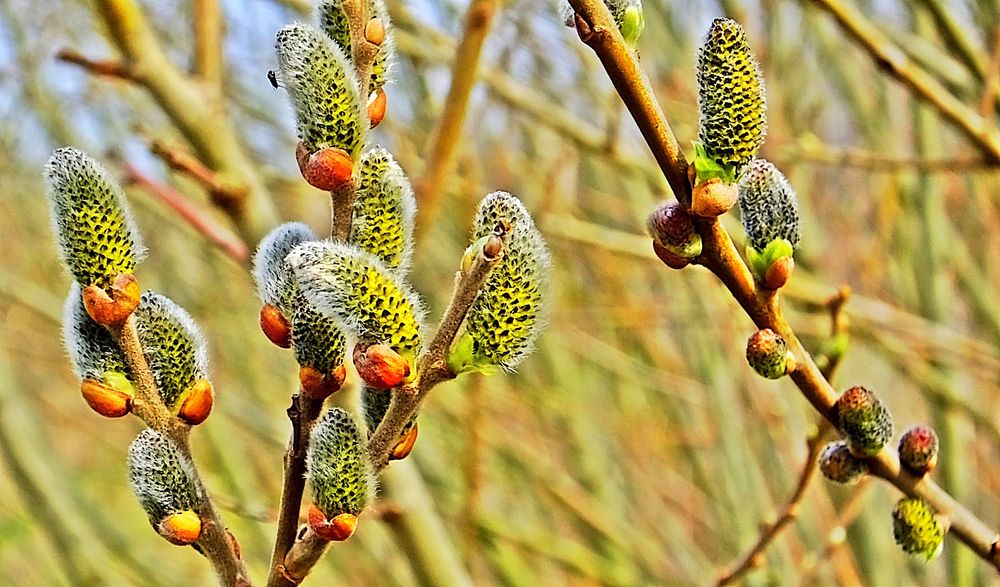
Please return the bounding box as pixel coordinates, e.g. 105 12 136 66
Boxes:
4 0 1000 585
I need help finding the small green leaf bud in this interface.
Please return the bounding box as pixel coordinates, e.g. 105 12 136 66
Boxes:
745 328 794 379
275 23 366 159
647 201 702 260
835 386 893 457
45 147 145 291
819 440 868 484
450 192 550 374
351 147 416 272
307 408 375 537
128 429 201 539
286 241 424 366
892 498 944 561
899 425 939 476
696 18 766 178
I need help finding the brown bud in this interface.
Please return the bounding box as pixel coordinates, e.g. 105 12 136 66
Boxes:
390 423 418 461
226 528 242 561
483 234 503 260
652 242 690 270
354 343 410 390
82 273 140 327
158 510 202 546
762 256 794 290
647 201 701 260
367 88 387 128
80 378 132 418
177 379 214 425
296 143 354 192
307 505 358 542
690 178 739 218
259 304 292 348
299 364 347 400
364 17 386 46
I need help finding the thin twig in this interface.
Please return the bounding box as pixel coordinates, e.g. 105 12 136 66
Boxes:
414 0 499 236
149 140 249 213
55 48 134 79
108 317 247 585
121 163 250 264
569 0 1000 571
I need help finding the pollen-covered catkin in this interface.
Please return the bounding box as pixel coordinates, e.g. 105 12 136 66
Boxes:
892 498 944 561
275 23 366 157
45 147 145 290
318 0 395 92
286 241 424 363
452 192 550 373
350 147 415 272
697 18 766 175
307 408 375 518
133 292 208 411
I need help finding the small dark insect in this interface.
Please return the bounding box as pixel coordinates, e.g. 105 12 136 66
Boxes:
267 70 280 89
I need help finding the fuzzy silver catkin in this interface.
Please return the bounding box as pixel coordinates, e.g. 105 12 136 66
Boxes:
128 429 201 524
253 222 317 316
62 282 129 380
45 147 145 289
307 408 376 517
458 192 551 372
133 292 209 410
737 159 801 252
350 147 416 273
275 23 367 157
286 241 425 362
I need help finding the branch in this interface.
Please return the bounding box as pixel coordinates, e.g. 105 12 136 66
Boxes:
56 48 135 80
193 0 223 90
149 140 249 214
569 0 1000 572
108 317 248 585
121 163 250 264
567 0 691 206
414 0 499 236
809 0 1000 163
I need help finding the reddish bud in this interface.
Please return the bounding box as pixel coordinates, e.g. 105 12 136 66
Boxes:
296 143 354 192
82 273 140 327
899 425 939 476
80 378 132 418
390 423 418 461
483 234 503 260
259 304 292 348
299 364 347 401
367 88 387 128
647 201 702 260
354 343 410 390
762 255 794 290
177 379 214 425
158 510 202 546
307 504 358 542
690 178 739 218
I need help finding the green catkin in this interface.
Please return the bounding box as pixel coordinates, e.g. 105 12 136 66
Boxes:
318 0 394 92
62 283 131 382
45 147 145 290
307 408 374 517
835 386 894 456
745 328 788 379
128 429 200 524
696 18 766 175
133 292 208 410
275 23 366 157
350 147 415 272
453 192 550 373
286 242 424 363
738 159 801 252
892 498 944 560
291 295 347 374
